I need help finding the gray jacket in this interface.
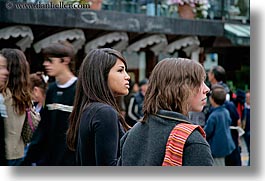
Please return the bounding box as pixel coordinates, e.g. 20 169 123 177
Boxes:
118 110 213 166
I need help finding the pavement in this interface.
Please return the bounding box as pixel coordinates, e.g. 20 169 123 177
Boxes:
240 136 249 166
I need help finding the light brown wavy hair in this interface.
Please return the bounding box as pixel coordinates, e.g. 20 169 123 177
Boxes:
142 58 206 121
0 48 32 115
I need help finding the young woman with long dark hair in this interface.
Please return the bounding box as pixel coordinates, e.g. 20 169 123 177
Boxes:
67 48 130 166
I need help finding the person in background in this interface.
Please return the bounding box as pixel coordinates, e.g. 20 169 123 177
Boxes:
132 81 139 93
30 72 48 113
22 41 77 166
124 80 137 127
23 72 49 163
207 65 242 166
204 84 235 166
126 78 148 126
0 52 9 166
118 58 213 166
223 98 242 166
234 89 246 119
0 48 32 166
207 65 230 101
66 48 130 166
243 90 250 166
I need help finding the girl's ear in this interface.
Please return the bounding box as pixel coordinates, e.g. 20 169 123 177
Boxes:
33 86 38 92
33 86 41 95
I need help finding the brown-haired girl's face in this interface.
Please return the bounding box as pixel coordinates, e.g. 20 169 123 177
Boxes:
189 82 210 112
0 55 9 87
108 59 130 97
32 86 46 103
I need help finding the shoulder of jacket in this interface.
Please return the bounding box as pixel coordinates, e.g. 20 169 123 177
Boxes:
87 102 116 114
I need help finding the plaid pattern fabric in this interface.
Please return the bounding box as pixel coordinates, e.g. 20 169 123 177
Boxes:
162 123 206 166
21 107 41 144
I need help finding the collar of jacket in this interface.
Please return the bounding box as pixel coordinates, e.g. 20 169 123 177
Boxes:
155 110 191 124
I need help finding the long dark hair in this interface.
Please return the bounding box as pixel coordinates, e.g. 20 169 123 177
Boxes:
67 48 130 151
0 48 32 115
142 58 206 120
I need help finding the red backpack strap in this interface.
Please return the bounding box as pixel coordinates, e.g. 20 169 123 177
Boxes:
162 123 206 166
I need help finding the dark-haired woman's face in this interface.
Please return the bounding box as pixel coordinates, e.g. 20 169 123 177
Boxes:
108 59 130 97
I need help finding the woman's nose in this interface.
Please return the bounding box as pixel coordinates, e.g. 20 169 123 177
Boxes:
125 72 130 80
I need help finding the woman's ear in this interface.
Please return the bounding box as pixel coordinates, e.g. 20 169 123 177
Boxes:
33 86 38 92
33 86 41 95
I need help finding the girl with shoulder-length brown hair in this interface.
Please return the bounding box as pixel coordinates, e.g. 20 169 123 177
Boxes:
0 48 32 165
143 57 207 119
118 58 214 166
67 48 130 166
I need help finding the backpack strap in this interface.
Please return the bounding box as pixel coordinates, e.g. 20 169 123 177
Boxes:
162 123 206 166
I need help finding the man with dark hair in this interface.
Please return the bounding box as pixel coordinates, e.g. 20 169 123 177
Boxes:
208 65 230 100
22 41 77 165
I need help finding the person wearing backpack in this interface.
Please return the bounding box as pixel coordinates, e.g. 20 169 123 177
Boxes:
117 58 214 166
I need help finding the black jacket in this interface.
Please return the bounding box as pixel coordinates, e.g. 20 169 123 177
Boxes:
22 80 77 166
76 102 124 166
